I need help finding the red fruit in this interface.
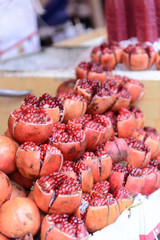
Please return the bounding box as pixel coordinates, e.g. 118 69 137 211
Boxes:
74 78 113 114
10 181 26 199
76 61 113 83
9 170 33 189
57 92 87 123
16 142 63 180
91 180 110 197
41 214 88 240
125 137 151 168
109 163 127 192
103 79 131 111
82 150 112 183
91 42 122 69
0 197 41 238
130 106 145 128
8 106 53 145
0 171 11 207
57 79 76 93
70 114 112 151
117 108 136 138
48 123 87 161
0 135 19 174
122 77 145 103
141 167 158 196
38 94 65 123
19 233 34 240
112 185 133 213
61 160 77 179
33 172 82 215
103 137 129 163
122 43 156 71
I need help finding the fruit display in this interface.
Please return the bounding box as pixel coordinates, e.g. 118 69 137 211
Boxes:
1 48 160 240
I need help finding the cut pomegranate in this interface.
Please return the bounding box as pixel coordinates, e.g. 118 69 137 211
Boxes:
81 150 112 183
41 214 88 240
57 79 76 93
141 167 158 196
103 137 129 163
130 106 145 128
91 41 122 69
76 61 113 83
125 137 151 168
16 142 63 180
57 92 87 123
116 108 136 138
48 123 87 161
112 185 133 213
8 106 53 145
33 172 82 215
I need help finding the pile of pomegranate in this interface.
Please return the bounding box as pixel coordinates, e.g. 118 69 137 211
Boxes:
1 59 160 240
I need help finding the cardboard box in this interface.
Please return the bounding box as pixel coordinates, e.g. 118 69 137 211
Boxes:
0 75 160 134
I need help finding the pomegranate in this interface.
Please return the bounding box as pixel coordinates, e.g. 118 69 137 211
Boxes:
141 167 158 196
0 135 19 174
0 197 41 238
91 41 122 69
125 137 151 168
18 233 34 240
74 78 113 114
41 214 88 240
103 79 131 111
122 43 156 71
48 123 87 161
121 76 145 103
10 181 26 199
76 61 113 83
81 150 112 183
33 172 82 214
57 79 76 93
57 92 87 123
9 170 33 189
116 108 136 138
130 106 145 128
112 185 133 214
109 163 145 196
8 105 53 145
69 114 112 151
156 50 160 70
0 171 11 207
61 160 94 193
16 142 63 180
103 137 129 163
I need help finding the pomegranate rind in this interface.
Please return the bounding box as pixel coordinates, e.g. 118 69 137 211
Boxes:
84 127 105 152
0 197 41 238
145 137 160 159
117 113 136 138
125 175 145 197
0 171 11 207
117 197 133 214
82 156 100 183
141 172 157 196
88 71 112 84
8 113 54 145
0 233 10 240
85 205 108 232
100 155 112 181
0 135 19 174
16 148 40 180
87 95 112 115
109 171 125 192
9 170 33 189
128 148 151 169
107 201 119 226
81 169 94 193
122 52 149 71
10 181 26 199
125 82 145 103
40 151 64 177
50 137 87 161
74 82 92 105
110 96 131 112
63 98 87 123
57 79 76 94
44 106 61 124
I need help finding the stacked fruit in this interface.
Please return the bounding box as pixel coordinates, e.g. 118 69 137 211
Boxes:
88 41 160 71
0 74 160 240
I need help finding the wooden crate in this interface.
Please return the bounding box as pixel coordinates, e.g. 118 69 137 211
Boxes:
0 76 160 134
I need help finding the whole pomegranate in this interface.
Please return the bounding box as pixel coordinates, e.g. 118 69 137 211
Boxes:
0 135 19 174
0 197 41 238
0 171 11 207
